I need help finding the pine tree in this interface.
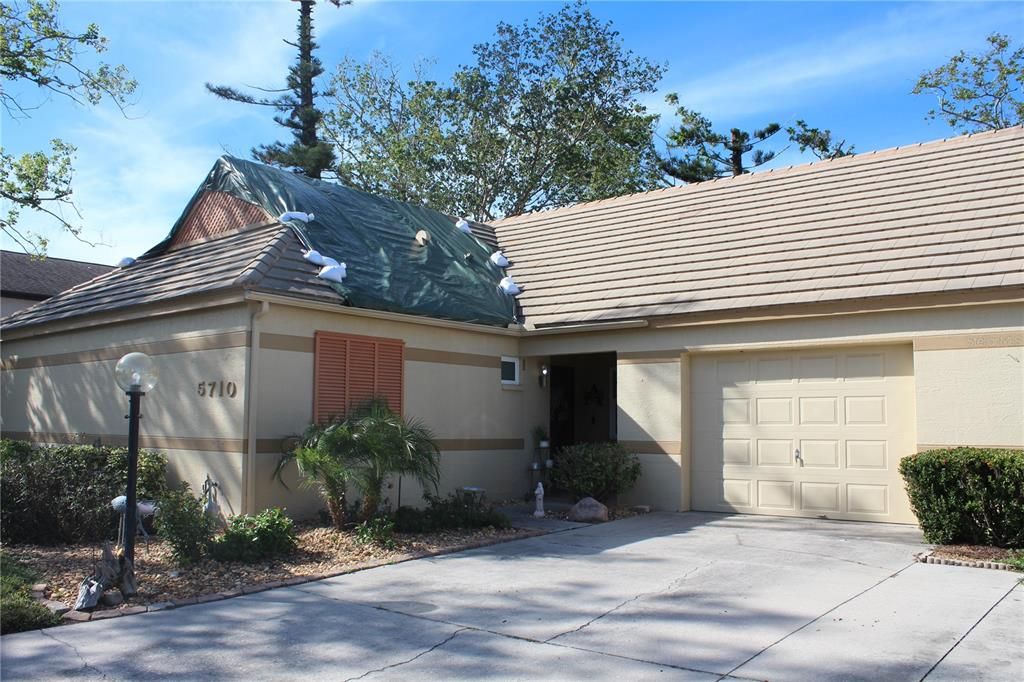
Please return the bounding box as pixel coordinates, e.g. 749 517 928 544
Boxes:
206 0 345 179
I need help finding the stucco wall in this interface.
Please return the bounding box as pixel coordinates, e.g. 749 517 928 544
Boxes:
914 336 1024 449
535 302 1023 516
1 305 252 512
251 304 547 516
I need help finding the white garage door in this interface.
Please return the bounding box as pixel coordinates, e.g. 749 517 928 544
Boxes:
691 345 916 523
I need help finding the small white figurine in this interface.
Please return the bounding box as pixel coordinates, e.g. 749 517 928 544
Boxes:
533 482 545 518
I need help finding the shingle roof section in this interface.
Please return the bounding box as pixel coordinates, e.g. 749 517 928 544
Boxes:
0 251 113 300
490 127 1024 327
1 223 341 330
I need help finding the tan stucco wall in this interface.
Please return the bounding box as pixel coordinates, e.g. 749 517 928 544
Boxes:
252 304 548 515
1 305 252 512
534 302 1023 517
915 341 1024 449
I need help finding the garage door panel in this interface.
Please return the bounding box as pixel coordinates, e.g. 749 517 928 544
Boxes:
692 345 916 523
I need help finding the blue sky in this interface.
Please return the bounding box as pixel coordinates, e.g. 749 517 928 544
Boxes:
3 1 1021 264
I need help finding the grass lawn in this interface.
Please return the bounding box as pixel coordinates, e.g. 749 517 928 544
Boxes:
0 550 61 635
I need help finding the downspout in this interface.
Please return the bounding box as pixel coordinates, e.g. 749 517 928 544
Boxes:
242 300 270 514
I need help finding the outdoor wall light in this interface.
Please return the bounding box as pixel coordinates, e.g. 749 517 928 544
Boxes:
114 352 159 564
539 364 549 387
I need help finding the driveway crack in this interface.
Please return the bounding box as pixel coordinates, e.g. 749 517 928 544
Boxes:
919 581 1021 681
724 561 918 678
40 628 107 679
545 560 714 643
342 628 468 681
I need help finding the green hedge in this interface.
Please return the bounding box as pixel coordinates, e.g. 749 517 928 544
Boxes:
550 442 641 502
0 440 168 545
899 447 1024 548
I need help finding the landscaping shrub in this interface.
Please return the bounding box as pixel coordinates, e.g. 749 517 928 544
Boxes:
0 440 168 545
900 447 1024 547
393 489 510 533
549 442 641 502
0 551 60 634
155 483 214 565
354 515 397 549
209 508 297 563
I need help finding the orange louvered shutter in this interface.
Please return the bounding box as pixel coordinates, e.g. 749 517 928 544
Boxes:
313 331 404 423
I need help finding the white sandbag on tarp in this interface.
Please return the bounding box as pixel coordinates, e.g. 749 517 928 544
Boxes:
321 255 339 267
498 276 521 296
455 218 472 234
279 211 314 223
303 250 325 266
318 263 347 283
117 257 136 268
415 229 430 246
489 250 509 267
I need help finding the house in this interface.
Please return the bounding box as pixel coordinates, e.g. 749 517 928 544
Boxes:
2 127 1022 524
0 250 113 317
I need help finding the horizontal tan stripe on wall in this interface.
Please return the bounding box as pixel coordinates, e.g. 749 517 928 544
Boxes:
2 331 250 371
257 333 501 369
4 431 245 453
435 438 525 451
405 348 501 368
914 331 1024 352
620 440 682 455
260 333 314 353
617 350 680 364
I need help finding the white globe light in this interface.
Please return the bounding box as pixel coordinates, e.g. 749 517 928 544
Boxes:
114 352 159 392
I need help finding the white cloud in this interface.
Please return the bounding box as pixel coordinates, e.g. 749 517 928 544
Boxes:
649 3 1024 122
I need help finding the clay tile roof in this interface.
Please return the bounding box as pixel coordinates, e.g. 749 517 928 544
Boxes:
1 223 342 331
489 126 1024 327
1 251 113 301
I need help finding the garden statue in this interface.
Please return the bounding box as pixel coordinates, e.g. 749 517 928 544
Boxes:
534 482 545 518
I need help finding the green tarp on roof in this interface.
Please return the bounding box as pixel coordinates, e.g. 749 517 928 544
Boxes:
147 156 516 327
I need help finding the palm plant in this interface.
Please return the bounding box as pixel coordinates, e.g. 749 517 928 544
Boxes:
275 420 362 529
276 399 441 526
348 399 441 521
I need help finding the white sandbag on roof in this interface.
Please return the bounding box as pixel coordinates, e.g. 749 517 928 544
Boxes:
321 255 339 267
498 276 521 296
455 218 472 234
117 257 136 268
318 263 347 283
415 230 430 246
279 211 314 223
489 250 509 267
303 250 325 266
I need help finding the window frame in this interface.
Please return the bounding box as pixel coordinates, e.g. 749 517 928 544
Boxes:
500 356 521 385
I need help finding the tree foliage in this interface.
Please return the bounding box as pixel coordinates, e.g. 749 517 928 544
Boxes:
0 0 136 254
660 95 853 183
207 0 344 179
785 120 854 160
659 95 782 183
913 33 1023 132
323 1 664 221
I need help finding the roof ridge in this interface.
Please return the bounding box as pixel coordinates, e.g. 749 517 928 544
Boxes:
489 125 1024 227
233 224 298 288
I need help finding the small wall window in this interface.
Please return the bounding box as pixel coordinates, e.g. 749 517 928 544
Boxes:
500 357 520 385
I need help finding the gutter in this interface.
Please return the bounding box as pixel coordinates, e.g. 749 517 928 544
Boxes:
242 300 270 514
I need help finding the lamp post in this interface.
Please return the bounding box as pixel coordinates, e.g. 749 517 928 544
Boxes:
114 352 159 564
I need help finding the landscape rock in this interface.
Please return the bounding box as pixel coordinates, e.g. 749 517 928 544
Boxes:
101 589 124 607
43 600 70 616
568 497 609 523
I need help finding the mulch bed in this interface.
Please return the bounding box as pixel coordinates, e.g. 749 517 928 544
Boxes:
928 545 1020 565
5 524 539 617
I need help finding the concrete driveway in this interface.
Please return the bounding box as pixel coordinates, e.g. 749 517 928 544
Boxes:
2 512 1021 681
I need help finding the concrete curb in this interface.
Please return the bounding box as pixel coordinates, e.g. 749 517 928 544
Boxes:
35 527 547 627
915 550 1019 571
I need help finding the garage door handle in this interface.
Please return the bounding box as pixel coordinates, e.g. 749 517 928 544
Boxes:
794 448 802 463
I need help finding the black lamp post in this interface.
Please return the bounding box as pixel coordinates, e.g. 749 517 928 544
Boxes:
114 352 159 564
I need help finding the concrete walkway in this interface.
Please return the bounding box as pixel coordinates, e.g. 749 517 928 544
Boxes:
2 512 1021 681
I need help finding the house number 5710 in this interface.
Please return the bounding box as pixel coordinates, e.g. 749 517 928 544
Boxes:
197 381 238 398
